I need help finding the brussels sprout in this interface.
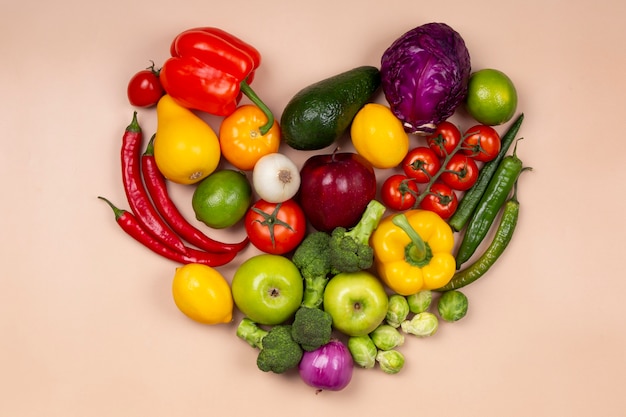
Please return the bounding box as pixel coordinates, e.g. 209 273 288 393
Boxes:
385 294 410 328
406 290 432 314
376 349 405 374
370 324 405 350
400 312 439 337
437 290 468 322
347 335 377 368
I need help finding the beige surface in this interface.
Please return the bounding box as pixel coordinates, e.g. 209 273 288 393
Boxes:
2 0 625 415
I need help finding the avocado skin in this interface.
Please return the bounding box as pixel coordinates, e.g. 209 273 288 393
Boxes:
280 66 381 151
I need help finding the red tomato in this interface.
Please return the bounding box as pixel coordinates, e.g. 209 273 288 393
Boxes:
440 154 480 191
381 174 419 211
462 125 501 162
426 121 462 158
127 62 165 107
420 182 458 219
244 199 306 255
402 147 441 183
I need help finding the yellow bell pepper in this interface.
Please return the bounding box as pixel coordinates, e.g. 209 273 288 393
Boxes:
350 103 409 169
371 209 455 296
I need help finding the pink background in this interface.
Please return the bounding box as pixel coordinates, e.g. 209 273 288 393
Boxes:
2 0 625 415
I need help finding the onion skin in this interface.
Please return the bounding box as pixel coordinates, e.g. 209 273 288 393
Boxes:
252 153 301 203
298 340 354 391
380 22 471 135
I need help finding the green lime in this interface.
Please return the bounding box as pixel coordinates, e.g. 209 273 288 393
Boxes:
192 169 252 229
465 69 518 126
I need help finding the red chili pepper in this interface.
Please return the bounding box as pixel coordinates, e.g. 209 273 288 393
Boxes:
121 112 187 254
141 135 249 253
98 197 238 267
160 27 274 134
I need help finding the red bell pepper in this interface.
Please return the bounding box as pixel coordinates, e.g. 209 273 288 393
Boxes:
160 27 274 134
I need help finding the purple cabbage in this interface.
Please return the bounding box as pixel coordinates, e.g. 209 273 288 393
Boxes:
380 22 471 135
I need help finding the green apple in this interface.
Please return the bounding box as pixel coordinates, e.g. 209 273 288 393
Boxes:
231 254 303 325
323 271 388 336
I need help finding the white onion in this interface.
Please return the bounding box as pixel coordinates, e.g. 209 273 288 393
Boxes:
252 153 301 203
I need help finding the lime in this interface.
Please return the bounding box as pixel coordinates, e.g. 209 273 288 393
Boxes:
465 69 518 126
192 169 252 229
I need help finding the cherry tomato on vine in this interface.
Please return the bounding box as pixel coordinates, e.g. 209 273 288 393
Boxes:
244 199 306 255
461 124 501 162
402 146 441 183
381 174 419 211
219 104 281 171
420 182 458 220
440 154 480 191
127 61 165 107
426 121 462 158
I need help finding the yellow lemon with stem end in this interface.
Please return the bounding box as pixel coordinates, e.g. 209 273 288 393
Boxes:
154 95 221 185
172 263 233 325
464 69 518 126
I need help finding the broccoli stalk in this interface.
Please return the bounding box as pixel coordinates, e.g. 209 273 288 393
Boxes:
291 231 333 309
290 232 335 351
236 318 303 374
329 200 386 273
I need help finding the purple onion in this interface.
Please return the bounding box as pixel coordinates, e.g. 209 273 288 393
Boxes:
298 340 353 391
380 22 471 135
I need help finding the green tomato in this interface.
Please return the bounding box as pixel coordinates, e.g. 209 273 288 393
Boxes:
231 254 303 325
323 271 388 337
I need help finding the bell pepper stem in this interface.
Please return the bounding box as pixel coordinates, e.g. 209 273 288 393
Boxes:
392 214 432 267
239 80 274 136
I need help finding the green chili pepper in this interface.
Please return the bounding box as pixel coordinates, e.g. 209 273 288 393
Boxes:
436 185 520 291
454 140 525 270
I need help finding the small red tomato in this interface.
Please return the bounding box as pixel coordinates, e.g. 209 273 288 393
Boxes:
381 174 419 211
244 199 307 255
402 147 441 183
426 121 462 158
420 182 458 219
127 61 165 107
440 154 480 191
462 125 501 162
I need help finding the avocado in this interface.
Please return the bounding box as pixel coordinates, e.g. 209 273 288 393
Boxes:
280 66 381 150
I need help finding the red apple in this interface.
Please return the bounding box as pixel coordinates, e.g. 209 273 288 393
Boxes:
298 152 376 232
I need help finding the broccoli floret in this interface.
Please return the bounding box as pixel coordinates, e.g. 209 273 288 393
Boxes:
291 234 336 351
291 231 334 309
236 318 303 374
291 306 333 351
329 200 386 273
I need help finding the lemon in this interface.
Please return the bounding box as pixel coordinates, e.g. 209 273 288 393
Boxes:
172 263 233 325
154 95 221 185
192 169 252 229
465 69 518 126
